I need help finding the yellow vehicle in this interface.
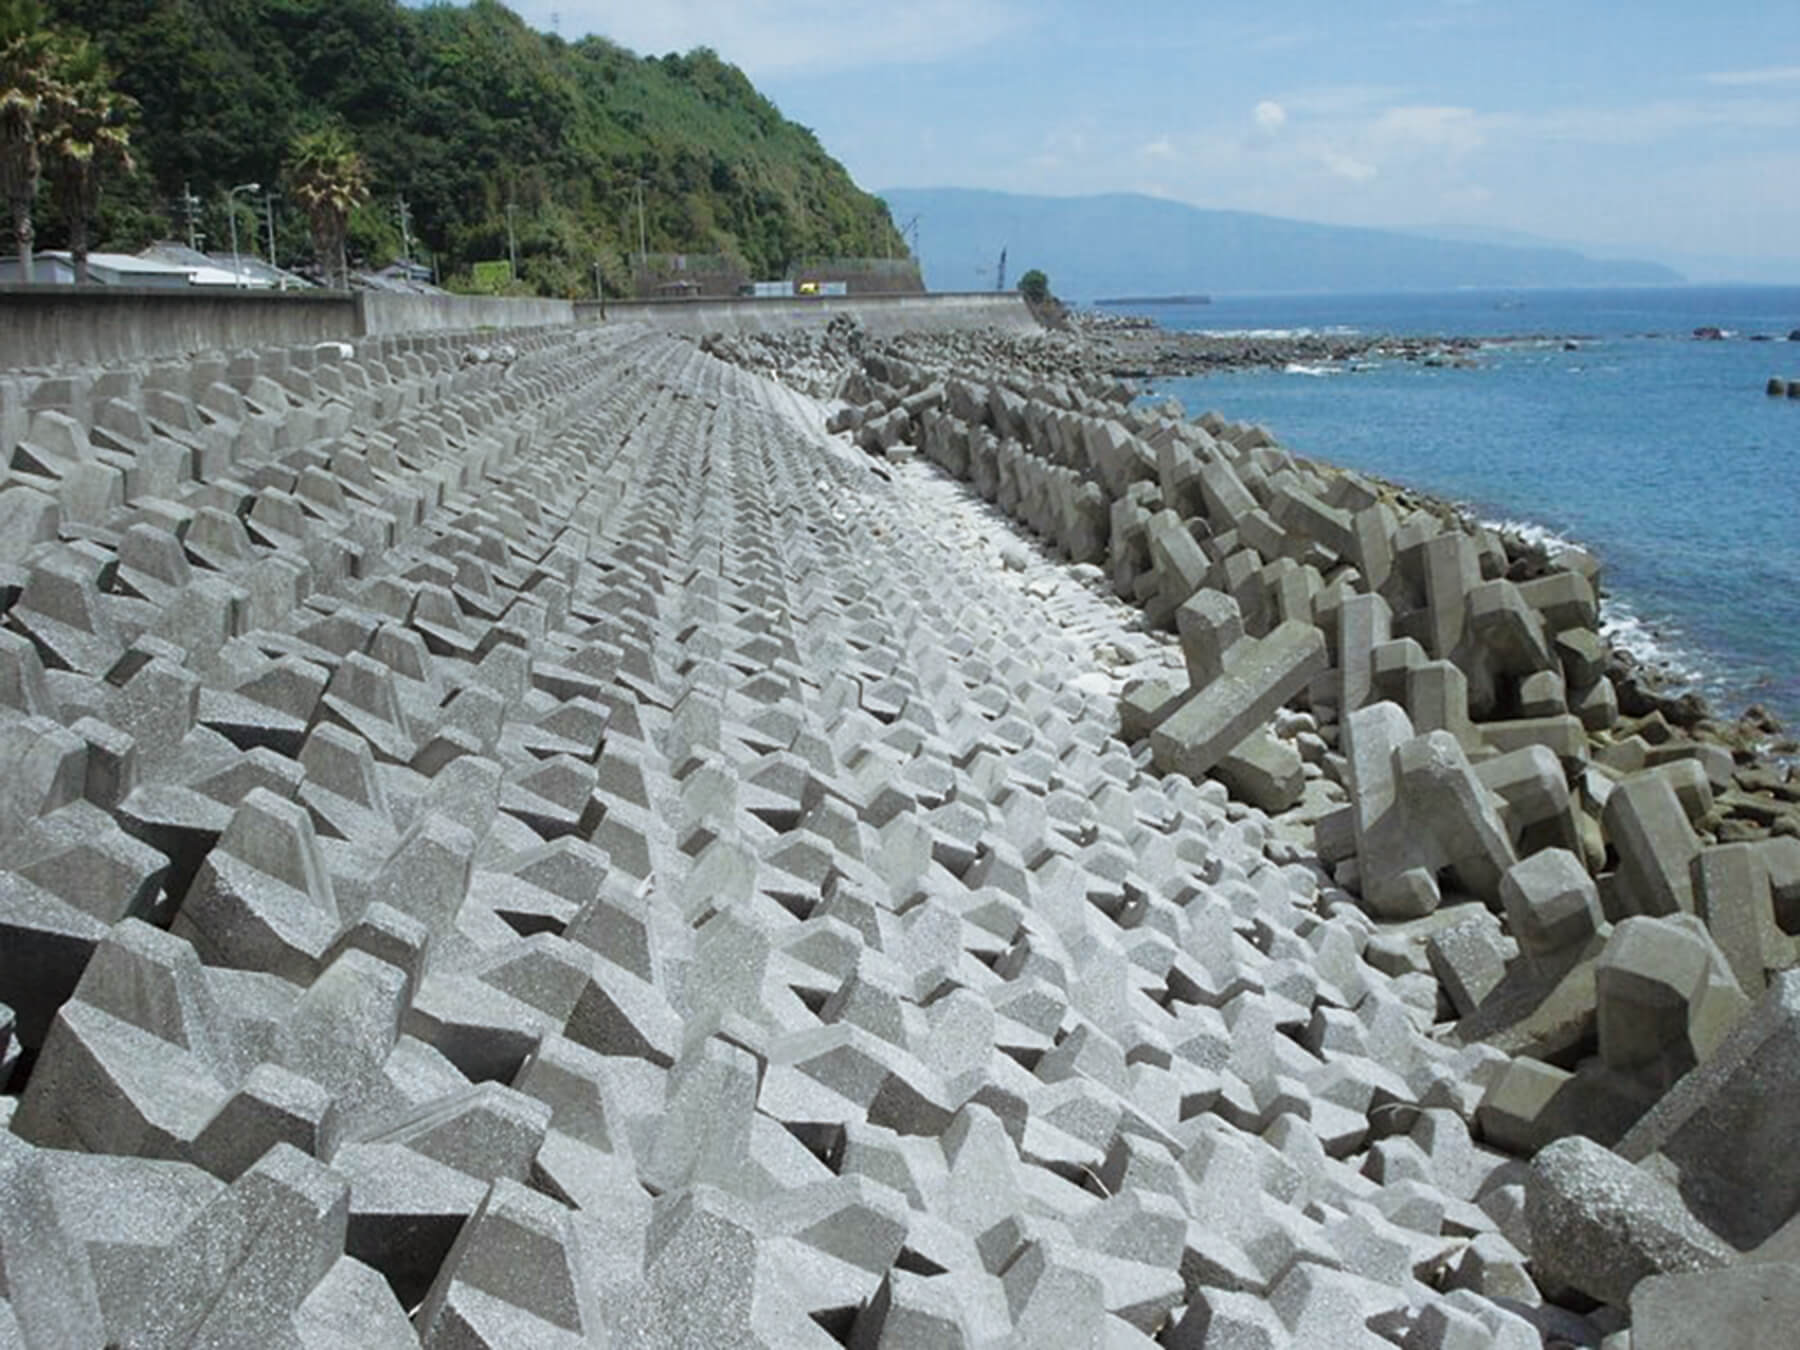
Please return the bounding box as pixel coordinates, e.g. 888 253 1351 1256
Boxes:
798 281 820 295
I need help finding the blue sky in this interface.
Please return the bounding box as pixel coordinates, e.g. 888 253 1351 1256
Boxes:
510 1 1800 276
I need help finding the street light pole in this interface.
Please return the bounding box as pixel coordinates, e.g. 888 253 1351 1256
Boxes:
227 182 261 288
505 201 518 282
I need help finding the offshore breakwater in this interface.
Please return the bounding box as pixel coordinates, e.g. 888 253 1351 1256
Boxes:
0 302 1795 1346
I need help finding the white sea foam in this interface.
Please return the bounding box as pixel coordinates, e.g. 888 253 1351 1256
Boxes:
1598 601 1713 691
1479 516 1583 558
1187 326 1360 339
1283 363 1340 377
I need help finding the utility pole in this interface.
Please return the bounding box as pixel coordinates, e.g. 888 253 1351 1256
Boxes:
996 246 1007 293
505 200 518 281
180 181 203 251
395 196 413 267
633 179 647 261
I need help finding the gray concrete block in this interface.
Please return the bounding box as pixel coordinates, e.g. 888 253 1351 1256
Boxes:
1151 620 1327 780
1604 771 1702 918
0 1132 109 1349
1427 912 1511 1017
1526 1135 1729 1307
415 1176 599 1345
1630 1262 1800 1350
1618 969 1800 1248
129 1143 358 1347
1594 915 1748 1088
1691 841 1782 997
1215 725 1305 813
1500 848 1603 958
172 787 342 981
1176 589 1246 689
1395 729 1518 907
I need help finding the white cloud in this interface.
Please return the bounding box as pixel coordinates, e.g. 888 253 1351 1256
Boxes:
1503 96 1800 146
1139 137 1177 161
1319 148 1378 182
521 0 1028 76
1369 105 1483 156
1701 65 1800 87
1253 100 1288 133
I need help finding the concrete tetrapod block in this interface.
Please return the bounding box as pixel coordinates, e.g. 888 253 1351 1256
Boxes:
171 786 342 982
1500 848 1603 959
1629 1262 1800 1350
126 1143 405 1349
0 1131 108 1349
1176 589 1246 689
1603 771 1702 918
1336 590 1393 716
1691 841 1783 998
1341 700 1440 919
415 1176 600 1348
1426 912 1511 1017
1525 1135 1730 1308
1617 969 1800 1249
1150 618 1327 781
1594 914 1748 1089
1393 730 1517 907
1215 725 1305 813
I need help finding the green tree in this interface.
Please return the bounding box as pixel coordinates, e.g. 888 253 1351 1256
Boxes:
1017 268 1050 304
39 31 133 283
285 123 368 289
1 0 54 281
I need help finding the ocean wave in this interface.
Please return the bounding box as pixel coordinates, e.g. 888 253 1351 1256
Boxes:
1476 513 1728 701
1598 601 1717 695
1478 515 1584 559
1185 326 1360 339
1283 362 1341 377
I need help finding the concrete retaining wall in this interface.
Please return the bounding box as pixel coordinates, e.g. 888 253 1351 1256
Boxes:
0 287 583 371
582 291 1040 338
0 284 356 369
0 286 1034 372
355 292 576 336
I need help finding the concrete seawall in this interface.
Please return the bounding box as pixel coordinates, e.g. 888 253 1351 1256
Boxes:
357 292 575 336
0 286 1037 371
583 290 1040 337
0 284 356 369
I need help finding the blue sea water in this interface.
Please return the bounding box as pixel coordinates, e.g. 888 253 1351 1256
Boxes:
1139 286 1800 731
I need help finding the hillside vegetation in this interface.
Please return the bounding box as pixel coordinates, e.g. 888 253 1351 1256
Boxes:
40 0 906 294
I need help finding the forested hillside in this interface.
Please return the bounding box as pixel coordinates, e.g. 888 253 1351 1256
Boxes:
40 0 906 294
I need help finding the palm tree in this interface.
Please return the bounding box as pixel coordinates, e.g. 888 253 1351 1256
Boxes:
39 34 134 284
0 0 53 282
285 125 369 290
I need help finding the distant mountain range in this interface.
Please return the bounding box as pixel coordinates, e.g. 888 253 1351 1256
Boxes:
878 188 1685 299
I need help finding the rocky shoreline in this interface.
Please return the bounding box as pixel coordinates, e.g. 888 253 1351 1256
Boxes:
1066 309 1485 381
